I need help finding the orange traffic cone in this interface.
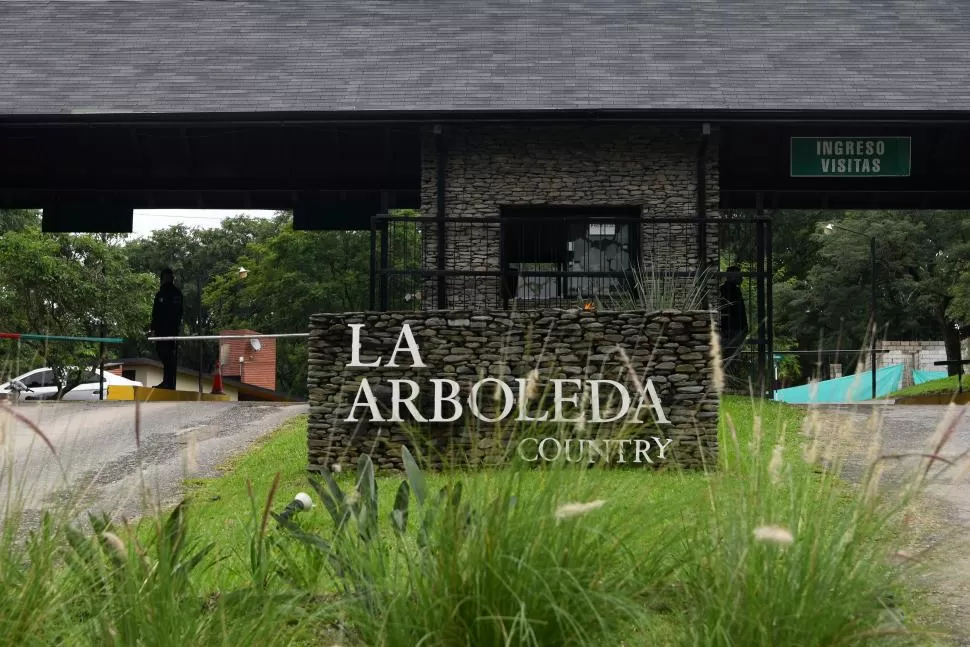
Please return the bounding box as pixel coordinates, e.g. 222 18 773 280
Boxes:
211 360 224 395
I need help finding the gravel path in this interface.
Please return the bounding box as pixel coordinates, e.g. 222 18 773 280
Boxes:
812 404 970 645
0 400 308 524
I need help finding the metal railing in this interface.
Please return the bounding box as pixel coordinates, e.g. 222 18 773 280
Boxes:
369 212 775 394
370 214 719 308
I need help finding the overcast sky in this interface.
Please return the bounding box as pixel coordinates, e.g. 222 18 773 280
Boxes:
130 209 278 237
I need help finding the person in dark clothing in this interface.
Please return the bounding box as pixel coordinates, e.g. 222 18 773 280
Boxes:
719 265 748 357
148 268 183 389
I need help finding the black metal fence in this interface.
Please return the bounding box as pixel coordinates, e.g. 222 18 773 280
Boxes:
370 212 774 394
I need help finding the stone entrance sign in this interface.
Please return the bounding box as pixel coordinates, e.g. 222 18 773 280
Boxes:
307 308 719 473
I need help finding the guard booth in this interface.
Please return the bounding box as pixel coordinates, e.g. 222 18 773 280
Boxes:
370 212 773 395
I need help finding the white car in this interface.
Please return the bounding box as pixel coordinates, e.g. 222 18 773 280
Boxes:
0 367 61 401
0 367 142 401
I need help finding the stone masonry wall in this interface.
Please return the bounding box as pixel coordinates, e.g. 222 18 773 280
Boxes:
307 308 718 473
419 123 720 309
875 340 948 388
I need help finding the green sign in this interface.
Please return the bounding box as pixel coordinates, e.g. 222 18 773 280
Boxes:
790 137 911 177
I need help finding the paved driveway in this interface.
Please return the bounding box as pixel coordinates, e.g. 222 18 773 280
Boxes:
814 404 970 644
815 404 970 518
0 400 307 524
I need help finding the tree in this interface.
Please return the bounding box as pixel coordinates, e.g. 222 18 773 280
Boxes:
774 211 970 376
0 223 155 390
902 212 970 374
121 213 289 370
0 209 41 233
192 214 289 277
120 209 419 397
770 209 831 283
204 217 372 396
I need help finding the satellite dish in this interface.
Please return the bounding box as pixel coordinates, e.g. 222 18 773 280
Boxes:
250 338 262 351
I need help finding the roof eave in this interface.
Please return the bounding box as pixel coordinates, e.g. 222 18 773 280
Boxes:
5 107 970 127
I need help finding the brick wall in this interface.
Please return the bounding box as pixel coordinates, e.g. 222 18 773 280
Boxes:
219 330 277 391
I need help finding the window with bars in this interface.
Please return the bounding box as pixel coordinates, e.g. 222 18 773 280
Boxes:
500 207 639 303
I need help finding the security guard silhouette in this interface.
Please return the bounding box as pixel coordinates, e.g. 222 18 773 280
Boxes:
719 265 748 357
148 268 184 389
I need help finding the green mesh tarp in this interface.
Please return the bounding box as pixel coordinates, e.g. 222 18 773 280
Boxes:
913 370 947 385
773 364 904 404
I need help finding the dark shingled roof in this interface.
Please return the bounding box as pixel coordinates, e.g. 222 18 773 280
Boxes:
2 0 970 118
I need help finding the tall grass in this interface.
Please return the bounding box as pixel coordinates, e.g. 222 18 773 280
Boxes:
604 264 717 313
335 463 674 647
676 400 936 646
0 334 963 646
0 403 331 646
263 397 954 646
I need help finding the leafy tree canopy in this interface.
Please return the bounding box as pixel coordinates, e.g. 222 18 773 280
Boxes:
0 210 155 388
773 210 970 376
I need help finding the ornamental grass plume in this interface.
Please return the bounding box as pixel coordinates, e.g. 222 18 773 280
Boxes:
709 322 725 395
101 531 127 560
768 442 785 485
753 525 794 546
751 414 764 456
864 422 883 468
524 369 540 402
570 410 588 435
925 402 964 464
801 407 823 465
554 499 606 521
184 430 199 473
951 456 970 485
614 345 645 397
862 425 885 502
864 463 886 504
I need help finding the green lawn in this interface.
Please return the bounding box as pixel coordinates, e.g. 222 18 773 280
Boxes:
889 375 967 398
